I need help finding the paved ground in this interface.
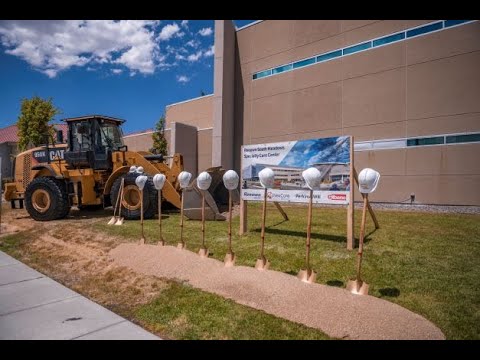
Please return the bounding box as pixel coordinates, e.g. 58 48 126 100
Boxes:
0 251 160 340
111 243 445 340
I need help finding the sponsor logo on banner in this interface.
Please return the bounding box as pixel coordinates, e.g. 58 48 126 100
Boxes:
328 193 347 201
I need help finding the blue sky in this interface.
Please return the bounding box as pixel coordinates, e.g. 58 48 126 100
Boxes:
0 20 256 134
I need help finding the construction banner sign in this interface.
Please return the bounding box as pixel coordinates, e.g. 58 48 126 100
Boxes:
241 136 351 205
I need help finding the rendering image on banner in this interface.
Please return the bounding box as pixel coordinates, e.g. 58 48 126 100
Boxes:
241 136 351 204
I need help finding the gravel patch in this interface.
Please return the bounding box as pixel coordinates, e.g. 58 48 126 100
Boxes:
110 243 445 340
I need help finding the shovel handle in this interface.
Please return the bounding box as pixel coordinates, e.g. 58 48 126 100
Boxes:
306 189 313 272
260 188 267 259
356 194 368 280
228 190 233 254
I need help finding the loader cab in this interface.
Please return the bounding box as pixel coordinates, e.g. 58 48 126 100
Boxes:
64 115 126 170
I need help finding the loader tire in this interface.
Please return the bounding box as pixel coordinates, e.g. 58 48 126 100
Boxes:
111 173 157 220
25 177 71 221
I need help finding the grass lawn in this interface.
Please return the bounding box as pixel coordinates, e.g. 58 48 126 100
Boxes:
96 203 480 340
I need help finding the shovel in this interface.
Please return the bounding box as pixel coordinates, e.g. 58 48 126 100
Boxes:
255 188 270 270
108 178 123 225
158 189 165 246
198 190 209 258
114 178 125 226
177 189 186 249
297 189 317 283
224 189 236 267
347 194 369 295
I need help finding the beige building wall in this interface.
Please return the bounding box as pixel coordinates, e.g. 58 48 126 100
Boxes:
234 20 480 205
123 130 171 153
165 95 213 129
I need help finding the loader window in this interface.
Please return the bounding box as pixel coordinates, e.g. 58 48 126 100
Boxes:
98 121 124 150
71 121 92 151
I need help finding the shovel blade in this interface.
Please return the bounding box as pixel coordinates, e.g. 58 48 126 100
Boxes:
198 248 209 258
107 217 116 225
114 217 124 226
297 269 317 284
346 279 369 295
224 253 236 267
255 257 270 271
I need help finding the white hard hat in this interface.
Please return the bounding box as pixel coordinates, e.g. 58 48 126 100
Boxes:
302 167 322 190
136 166 144 174
135 175 148 191
223 170 239 190
197 171 212 191
358 168 380 194
153 173 166 190
178 171 192 189
258 167 275 189
129 165 137 173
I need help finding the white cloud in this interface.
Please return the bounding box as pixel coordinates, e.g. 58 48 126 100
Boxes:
176 75 189 83
198 27 213 36
175 54 185 60
158 23 180 41
111 68 123 74
0 20 163 77
187 51 202 62
204 45 214 57
180 20 189 28
185 39 199 48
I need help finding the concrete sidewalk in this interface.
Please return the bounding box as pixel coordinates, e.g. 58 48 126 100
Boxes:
0 251 160 340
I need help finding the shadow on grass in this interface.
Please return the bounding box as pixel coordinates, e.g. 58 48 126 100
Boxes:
379 287 401 298
326 280 344 287
252 227 347 243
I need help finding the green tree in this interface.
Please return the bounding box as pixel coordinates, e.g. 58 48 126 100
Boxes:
150 114 168 156
17 96 60 151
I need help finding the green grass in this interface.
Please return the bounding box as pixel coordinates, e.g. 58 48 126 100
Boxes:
96 204 480 340
135 282 329 340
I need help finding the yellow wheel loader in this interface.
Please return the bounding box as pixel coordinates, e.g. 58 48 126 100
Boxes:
3 115 185 221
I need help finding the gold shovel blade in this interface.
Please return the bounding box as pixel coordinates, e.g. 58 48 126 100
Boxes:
198 248 209 258
224 253 236 267
346 279 369 295
255 257 270 271
114 217 124 226
297 269 317 284
107 217 116 225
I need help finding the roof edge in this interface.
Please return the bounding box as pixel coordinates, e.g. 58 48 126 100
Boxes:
236 20 263 31
166 94 213 108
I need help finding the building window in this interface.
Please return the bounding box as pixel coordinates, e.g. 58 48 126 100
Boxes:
446 133 480 144
293 57 315 69
272 64 293 74
407 21 443 38
316 50 342 63
373 32 405 47
407 137 445 147
444 20 471 28
343 41 371 56
253 69 272 80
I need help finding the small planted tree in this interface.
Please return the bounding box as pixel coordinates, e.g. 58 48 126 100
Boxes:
17 96 60 151
150 114 168 156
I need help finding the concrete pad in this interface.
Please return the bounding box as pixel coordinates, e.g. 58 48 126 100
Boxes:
0 277 78 315
0 251 21 267
75 321 160 340
0 263 44 285
0 296 127 340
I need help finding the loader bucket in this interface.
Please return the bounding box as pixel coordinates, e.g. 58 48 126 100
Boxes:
183 167 240 221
